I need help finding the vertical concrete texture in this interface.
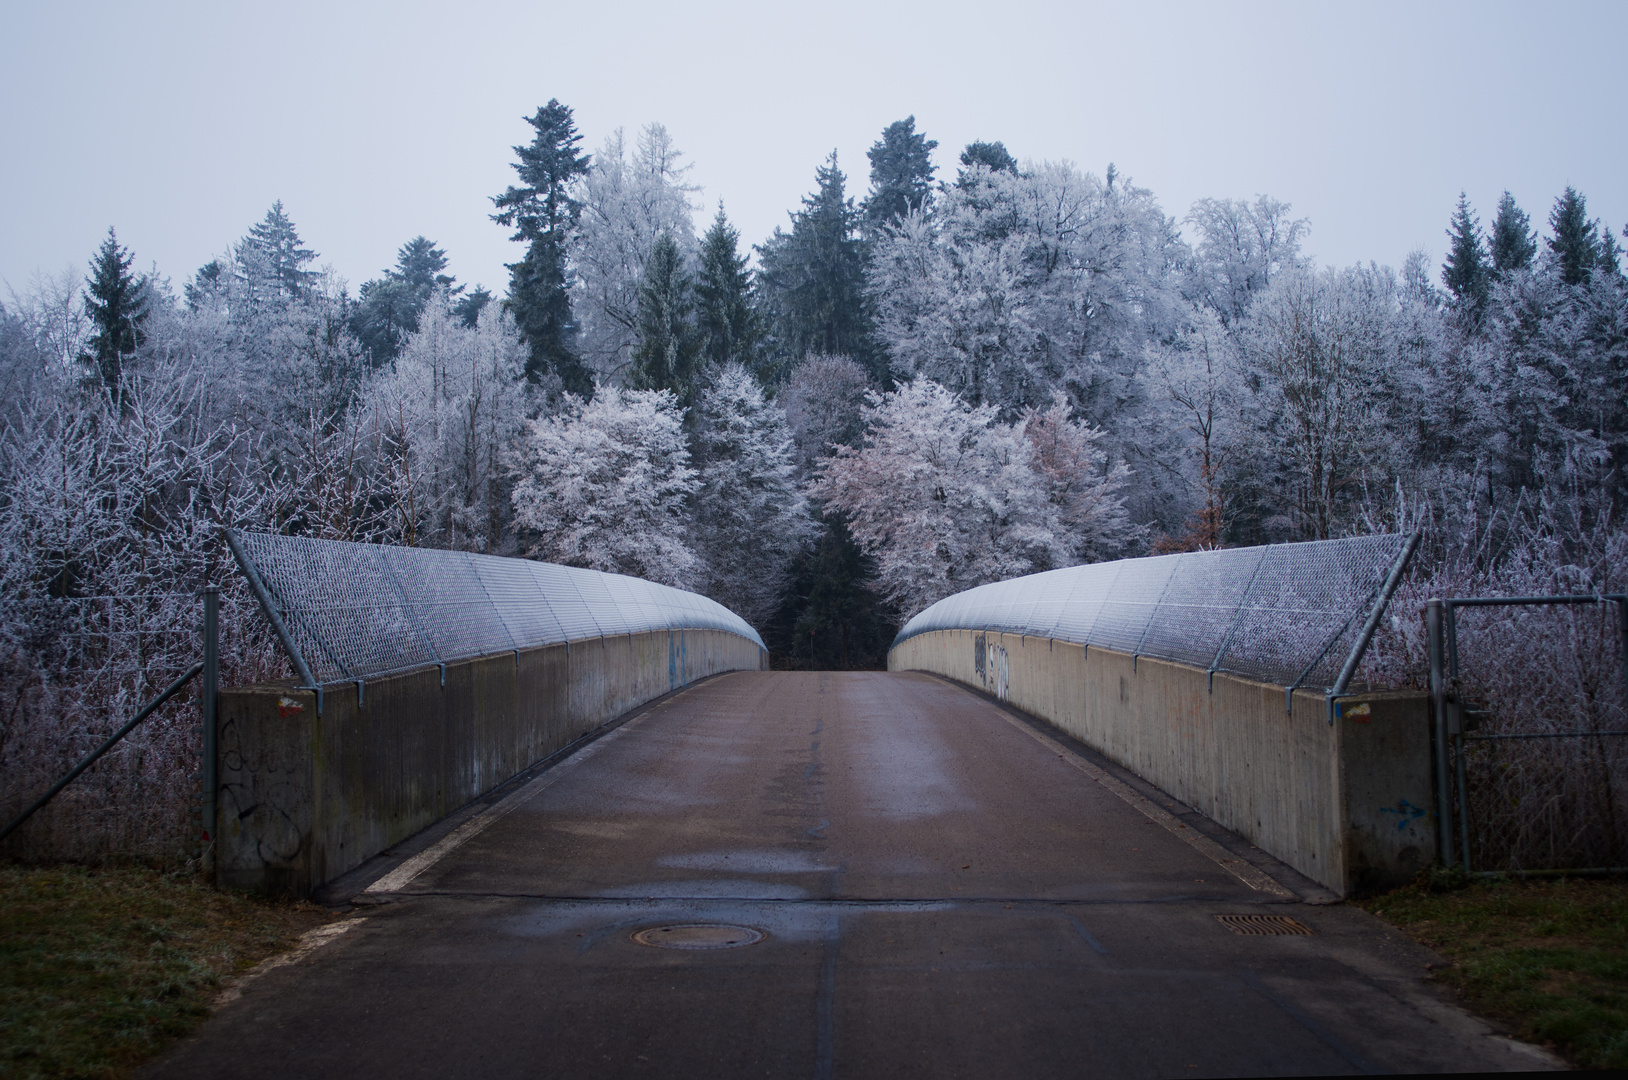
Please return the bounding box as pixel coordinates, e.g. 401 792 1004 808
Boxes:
889 629 1434 896
217 629 765 895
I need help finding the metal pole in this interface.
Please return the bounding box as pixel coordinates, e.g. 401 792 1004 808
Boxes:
223 528 322 713
1614 596 1628 724
201 586 218 874
1456 727 1471 873
1330 529 1422 698
1427 598 1454 866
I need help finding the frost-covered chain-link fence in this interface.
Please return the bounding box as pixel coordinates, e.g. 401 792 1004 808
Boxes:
229 532 765 685
895 534 1412 692
0 585 284 864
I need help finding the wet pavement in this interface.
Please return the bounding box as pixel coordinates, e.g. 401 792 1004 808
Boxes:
148 671 1558 1078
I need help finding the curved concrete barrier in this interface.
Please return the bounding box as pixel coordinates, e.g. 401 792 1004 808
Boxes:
217 628 764 895
890 628 1435 897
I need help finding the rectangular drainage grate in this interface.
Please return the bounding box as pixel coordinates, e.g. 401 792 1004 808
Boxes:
1215 914 1314 936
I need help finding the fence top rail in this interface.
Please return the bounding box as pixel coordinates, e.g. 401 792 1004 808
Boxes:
226 531 764 685
891 534 1413 693
1444 594 1628 608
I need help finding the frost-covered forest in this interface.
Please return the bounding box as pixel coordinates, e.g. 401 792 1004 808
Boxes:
3 102 1625 863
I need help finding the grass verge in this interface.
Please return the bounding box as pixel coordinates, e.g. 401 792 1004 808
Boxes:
1356 875 1628 1069
0 863 334 1079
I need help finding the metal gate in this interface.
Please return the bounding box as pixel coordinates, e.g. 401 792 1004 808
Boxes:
1425 594 1628 873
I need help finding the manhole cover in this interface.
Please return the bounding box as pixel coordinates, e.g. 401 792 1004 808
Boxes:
632 924 765 950
1215 914 1314 936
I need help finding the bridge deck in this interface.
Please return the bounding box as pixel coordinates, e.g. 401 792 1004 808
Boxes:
152 671 1554 1078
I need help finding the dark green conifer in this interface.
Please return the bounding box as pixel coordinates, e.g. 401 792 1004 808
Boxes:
695 204 760 374
1547 186 1600 286
631 232 699 402
1441 193 1490 315
956 140 1018 186
80 227 149 397
756 152 877 381
1489 191 1537 276
492 100 592 390
352 237 461 365
864 117 938 229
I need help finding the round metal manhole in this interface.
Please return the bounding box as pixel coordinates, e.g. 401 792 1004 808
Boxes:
632 924 765 950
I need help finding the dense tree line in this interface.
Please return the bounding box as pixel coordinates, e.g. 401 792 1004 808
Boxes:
4 101 1625 692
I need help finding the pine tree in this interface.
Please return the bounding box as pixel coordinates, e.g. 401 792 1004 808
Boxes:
863 116 938 230
956 140 1017 186
240 201 318 301
1489 191 1537 277
756 152 876 381
1548 186 1601 286
80 227 149 396
453 286 493 329
1441 193 1490 316
352 236 461 365
1599 225 1625 279
631 232 699 401
492 100 592 390
695 205 760 374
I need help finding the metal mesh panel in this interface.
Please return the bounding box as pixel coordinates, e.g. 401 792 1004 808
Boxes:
232 532 764 683
893 534 1409 691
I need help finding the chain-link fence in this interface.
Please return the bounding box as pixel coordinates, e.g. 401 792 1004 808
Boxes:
893 534 1413 693
228 532 765 686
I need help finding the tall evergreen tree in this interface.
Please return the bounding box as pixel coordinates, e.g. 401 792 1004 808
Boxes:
239 201 318 301
695 204 760 374
492 100 592 390
1489 191 1537 277
1548 186 1601 286
352 236 461 365
1441 193 1490 316
80 227 149 397
956 140 1017 184
453 286 493 328
630 232 699 402
863 116 938 230
756 152 876 381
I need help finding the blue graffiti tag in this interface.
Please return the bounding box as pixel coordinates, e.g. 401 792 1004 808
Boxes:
1378 799 1427 831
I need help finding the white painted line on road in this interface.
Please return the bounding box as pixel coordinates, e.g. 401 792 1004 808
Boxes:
362 710 656 895
214 917 367 1007
998 712 1296 898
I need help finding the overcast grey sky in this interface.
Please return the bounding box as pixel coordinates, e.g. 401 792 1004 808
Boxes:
3 0 1624 299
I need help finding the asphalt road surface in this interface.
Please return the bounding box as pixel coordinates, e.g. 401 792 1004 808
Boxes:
149 671 1558 1078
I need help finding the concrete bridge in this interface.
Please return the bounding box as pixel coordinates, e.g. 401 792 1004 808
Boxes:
153 533 1557 1076
157 668 1551 1077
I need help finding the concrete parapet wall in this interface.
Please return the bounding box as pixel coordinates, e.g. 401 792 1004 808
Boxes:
218 629 765 895
889 629 1434 897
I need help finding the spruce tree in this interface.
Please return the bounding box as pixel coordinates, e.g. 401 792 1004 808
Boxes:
695 204 760 374
863 116 938 230
956 140 1018 186
756 152 876 381
1489 191 1537 276
631 232 699 402
1547 186 1601 286
1441 193 1490 316
492 100 592 391
352 236 461 365
241 201 318 300
80 227 149 397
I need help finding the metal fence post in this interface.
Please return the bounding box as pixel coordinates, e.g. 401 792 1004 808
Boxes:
1427 598 1454 867
201 585 218 877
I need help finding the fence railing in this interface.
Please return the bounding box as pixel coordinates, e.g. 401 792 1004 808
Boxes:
893 533 1419 711
225 531 766 712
